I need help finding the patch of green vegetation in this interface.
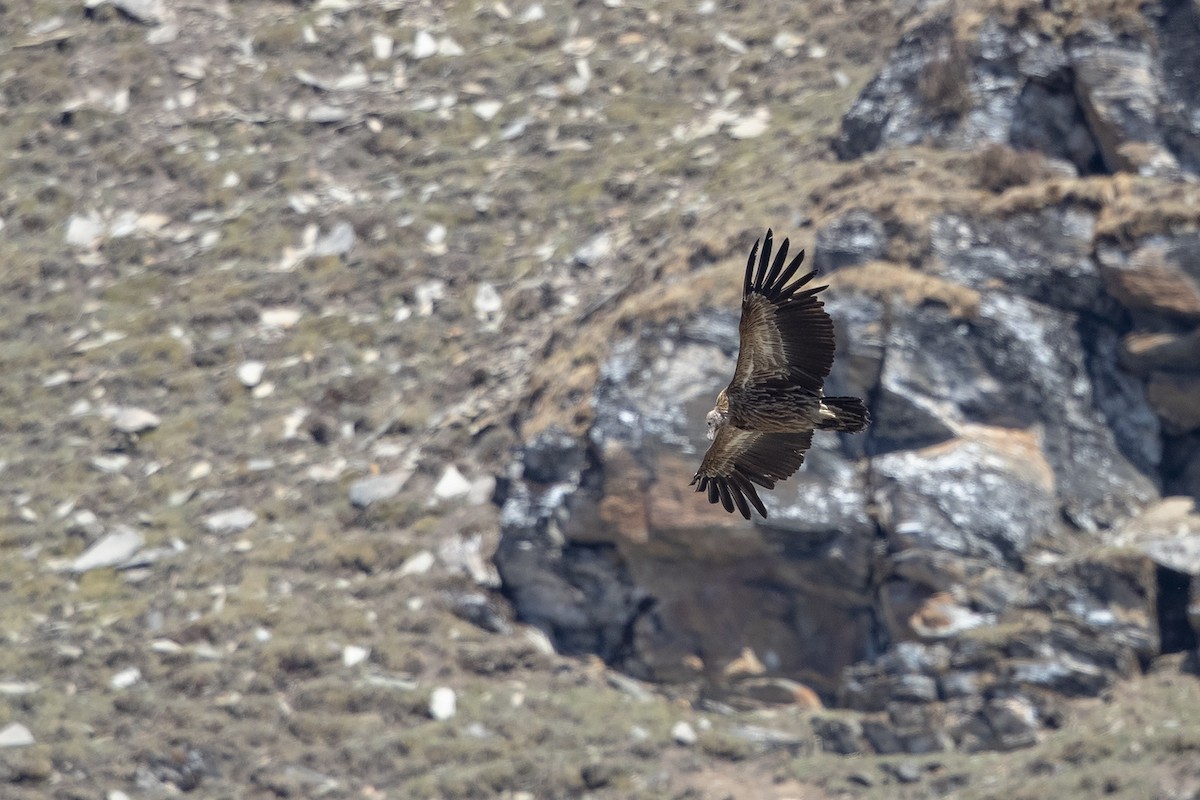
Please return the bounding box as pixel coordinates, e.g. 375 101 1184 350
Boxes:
290 314 376 354
252 20 307 56
74 566 135 604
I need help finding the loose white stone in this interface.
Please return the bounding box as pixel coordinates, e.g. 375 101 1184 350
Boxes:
426 223 447 245
111 406 161 434
671 721 698 745
415 280 445 315
573 232 613 267
0 723 34 748
108 210 140 238
203 507 257 534
399 550 436 576
71 526 144 572
188 461 212 480
500 118 528 140
108 0 166 25
474 283 503 324
147 22 179 43
728 111 769 139
342 645 370 667
434 465 472 500
715 31 747 54
307 458 347 483
412 30 437 59
372 33 394 60
519 3 545 22
175 56 207 81
437 36 464 57
772 31 805 53
522 626 556 656
66 213 105 249
237 361 265 388
333 68 369 91
348 469 411 507
429 686 457 720
467 475 497 507
260 307 301 328
312 221 356 258
0 682 39 696
472 99 503 121
71 509 101 533
110 667 142 690
136 212 170 233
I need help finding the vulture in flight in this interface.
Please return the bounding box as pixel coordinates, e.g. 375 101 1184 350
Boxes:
690 229 869 519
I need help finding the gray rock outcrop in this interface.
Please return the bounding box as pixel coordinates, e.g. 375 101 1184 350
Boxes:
496 0 1200 755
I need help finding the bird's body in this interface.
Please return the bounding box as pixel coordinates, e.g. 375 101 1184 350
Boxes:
690 229 869 519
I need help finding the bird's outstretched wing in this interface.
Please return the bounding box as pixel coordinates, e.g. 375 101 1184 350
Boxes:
689 428 815 519
729 229 835 398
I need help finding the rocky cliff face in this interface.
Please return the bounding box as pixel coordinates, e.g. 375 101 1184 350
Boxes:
497 0 1200 753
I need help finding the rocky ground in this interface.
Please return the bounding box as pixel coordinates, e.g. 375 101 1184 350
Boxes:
1 0 1199 798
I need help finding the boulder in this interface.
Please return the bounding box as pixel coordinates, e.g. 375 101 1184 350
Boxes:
865 284 1158 528
1120 329 1200 376
1066 20 1179 177
928 209 1109 316
1097 235 1200 323
1154 0 1200 173
813 209 889 273
838 7 1200 177
955 693 1040 752
1147 373 1200 436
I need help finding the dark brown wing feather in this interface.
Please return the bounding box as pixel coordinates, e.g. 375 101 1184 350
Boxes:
730 229 835 398
689 428 815 519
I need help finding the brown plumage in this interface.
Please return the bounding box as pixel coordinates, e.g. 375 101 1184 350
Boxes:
690 229 869 519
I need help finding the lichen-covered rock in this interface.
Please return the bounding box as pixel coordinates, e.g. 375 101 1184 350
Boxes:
955 693 1040 752
836 16 975 160
1097 234 1200 323
867 286 1158 528
928 209 1109 315
838 6 1200 177
873 427 1058 567
1066 20 1179 176
1120 329 1200 375
811 714 864 755
813 209 889 273
1155 0 1200 173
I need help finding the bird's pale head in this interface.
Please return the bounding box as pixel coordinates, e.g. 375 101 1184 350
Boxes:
705 407 726 440
707 388 730 440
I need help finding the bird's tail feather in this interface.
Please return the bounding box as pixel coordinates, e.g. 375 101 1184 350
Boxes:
818 397 870 432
